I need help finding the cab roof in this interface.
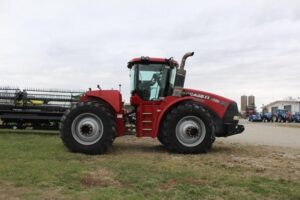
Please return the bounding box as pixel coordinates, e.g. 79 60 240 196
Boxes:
127 56 178 69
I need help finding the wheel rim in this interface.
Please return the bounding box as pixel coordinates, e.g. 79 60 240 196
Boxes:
175 116 206 147
71 113 104 145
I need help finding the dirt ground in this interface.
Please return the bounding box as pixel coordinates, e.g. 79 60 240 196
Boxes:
112 120 300 182
113 135 300 182
219 119 300 148
216 120 300 182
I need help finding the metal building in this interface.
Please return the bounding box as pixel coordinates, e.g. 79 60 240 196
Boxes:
263 100 300 113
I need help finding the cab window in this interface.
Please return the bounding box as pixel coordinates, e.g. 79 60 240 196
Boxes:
137 64 164 100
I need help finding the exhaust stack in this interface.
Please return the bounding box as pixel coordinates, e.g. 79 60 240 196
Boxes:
179 52 194 70
172 52 194 97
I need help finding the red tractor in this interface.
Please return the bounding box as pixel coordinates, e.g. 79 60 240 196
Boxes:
60 52 244 154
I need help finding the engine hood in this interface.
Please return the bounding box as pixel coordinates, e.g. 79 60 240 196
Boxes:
182 88 235 118
183 88 233 106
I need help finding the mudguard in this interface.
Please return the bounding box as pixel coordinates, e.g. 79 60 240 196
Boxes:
155 88 242 137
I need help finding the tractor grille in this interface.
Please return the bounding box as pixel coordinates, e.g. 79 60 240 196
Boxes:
223 102 238 123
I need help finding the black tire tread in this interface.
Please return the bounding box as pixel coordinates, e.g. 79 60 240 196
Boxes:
161 101 215 153
60 101 116 155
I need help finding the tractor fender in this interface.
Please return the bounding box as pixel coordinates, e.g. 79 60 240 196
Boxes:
155 96 226 137
155 97 192 136
80 90 123 113
79 90 124 137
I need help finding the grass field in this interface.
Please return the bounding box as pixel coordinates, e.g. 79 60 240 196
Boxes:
0 129 299 200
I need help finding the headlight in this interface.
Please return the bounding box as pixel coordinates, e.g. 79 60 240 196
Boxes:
233 116 239 120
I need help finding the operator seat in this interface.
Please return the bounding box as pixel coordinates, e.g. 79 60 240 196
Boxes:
137 80 151 100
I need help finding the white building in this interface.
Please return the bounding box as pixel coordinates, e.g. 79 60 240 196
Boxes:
263 100 300 113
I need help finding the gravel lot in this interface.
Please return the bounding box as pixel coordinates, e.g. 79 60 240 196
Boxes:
219 119 300 148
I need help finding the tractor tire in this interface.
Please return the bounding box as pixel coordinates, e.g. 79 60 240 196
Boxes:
60 101 116 155
157 133 166 145
161 101 215 153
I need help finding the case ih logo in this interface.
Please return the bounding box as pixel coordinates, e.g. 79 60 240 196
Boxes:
187 92 211 100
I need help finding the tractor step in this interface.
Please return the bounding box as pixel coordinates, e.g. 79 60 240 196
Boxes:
142 128 152 131
142 120 152 123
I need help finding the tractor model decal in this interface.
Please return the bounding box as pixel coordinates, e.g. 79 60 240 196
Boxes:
186 92 211 100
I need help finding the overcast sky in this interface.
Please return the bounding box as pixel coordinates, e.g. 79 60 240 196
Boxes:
0 0 300 110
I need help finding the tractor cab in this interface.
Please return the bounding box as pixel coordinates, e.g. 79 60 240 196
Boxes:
127 52 194 103
128 58 176 101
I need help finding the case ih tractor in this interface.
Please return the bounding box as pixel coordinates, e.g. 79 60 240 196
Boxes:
60 52 244 154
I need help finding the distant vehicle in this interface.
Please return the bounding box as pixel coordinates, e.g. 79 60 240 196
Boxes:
262 112 272 122
248 113 262 122
293 112 300 123
285 111 293 123
272 109 290 122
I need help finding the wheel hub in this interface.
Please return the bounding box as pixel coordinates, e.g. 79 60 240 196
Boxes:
186 127 200 137
80 124 93 136
175 116 206 147
71 113 104 145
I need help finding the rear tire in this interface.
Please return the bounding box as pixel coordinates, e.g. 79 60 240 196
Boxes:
161 101 215 153
60 101 116 155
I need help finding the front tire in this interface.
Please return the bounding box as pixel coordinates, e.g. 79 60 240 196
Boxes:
161 102 215 153
157 133 166 145
60 101 116 155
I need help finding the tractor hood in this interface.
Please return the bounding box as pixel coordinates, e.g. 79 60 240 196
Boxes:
182 88 237 119
183 88 243 137
183 88 233 108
